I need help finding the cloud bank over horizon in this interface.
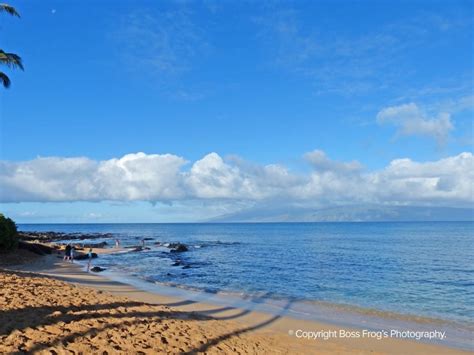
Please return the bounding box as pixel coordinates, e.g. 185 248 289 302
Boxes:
1 151 472 209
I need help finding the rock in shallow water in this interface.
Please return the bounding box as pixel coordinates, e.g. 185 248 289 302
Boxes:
90 266 106 272
169 243 189 253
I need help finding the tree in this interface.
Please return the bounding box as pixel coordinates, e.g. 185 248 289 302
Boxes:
0 3 23 88
0 213 18 250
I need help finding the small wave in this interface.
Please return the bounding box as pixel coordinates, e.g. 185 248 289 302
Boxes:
194 240 242 248
297 299 474 329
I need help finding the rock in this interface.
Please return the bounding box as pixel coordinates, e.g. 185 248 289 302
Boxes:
90 266 106 272
169 243 189 253
18 231 114 243
18 241 54 255
143 238 154 241
171 261 181 266
182 265 191 269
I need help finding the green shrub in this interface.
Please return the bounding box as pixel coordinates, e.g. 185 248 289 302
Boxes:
0 214 18 250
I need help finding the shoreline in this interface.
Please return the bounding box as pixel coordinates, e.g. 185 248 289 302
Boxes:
84 260 474 350
2 250 471 354
15 228 473 330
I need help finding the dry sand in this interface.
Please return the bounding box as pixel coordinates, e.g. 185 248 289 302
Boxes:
0 252 470 354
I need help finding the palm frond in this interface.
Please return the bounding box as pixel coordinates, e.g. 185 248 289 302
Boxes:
0 50 23 70
0 72 11 88
0 3 20 17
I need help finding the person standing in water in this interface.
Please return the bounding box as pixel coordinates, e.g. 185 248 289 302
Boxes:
86 248 93 272
70 245 75 263
64 244 71 261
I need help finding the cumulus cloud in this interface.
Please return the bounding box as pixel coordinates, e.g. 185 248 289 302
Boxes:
376 103 454 145
304 150 362 173
186 153 248 199
0 151 472 208
369 152 474 205
0 153 187 202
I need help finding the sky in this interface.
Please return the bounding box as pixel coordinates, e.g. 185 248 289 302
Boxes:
0 0 473 223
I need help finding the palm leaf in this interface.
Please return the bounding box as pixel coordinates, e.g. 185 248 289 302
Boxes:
0 3 20 17
0 72 11 88
0 50 23 70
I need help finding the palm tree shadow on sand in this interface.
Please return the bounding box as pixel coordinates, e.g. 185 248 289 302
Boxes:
1 271 295 354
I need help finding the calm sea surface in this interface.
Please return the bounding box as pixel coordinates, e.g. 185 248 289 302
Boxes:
19 222 474 325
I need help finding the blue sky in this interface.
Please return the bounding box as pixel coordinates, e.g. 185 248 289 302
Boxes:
0 0 473 222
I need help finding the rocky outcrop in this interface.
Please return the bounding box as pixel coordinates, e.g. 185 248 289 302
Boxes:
18 241 56 256
168 243 189 253
19 231 113 243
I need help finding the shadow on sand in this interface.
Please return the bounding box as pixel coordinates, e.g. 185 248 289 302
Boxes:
1 270 293 354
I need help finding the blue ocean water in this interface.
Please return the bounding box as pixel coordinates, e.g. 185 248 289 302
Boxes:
19 222 474 326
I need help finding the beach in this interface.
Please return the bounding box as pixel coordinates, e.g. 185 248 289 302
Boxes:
0 247 470 354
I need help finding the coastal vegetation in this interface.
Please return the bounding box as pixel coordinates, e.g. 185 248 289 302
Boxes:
0 3 23 88
0 213 18 250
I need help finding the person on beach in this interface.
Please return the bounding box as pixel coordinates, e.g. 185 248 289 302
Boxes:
64 244 71 261
86 248 93 272
70 245 75 263
115 238 120 248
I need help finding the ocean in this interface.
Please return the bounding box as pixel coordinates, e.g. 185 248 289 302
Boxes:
19 222 474 340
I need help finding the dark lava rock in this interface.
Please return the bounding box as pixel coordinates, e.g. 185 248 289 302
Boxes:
90 266 106 272
19 231 113 243
18 241 55 255
169 243 189 253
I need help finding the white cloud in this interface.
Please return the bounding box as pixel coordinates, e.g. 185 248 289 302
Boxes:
369 152 474 205
186 153 248 199
304 150 362 173
0 151 472 208
376 103 454 145
95 152 187 200
0 153 187 202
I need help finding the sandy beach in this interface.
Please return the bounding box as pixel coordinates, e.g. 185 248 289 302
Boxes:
0 248 470 355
